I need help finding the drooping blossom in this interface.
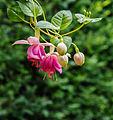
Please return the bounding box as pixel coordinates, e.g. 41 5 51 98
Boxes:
58 53 71 67
73 52 85 66
27 44 45 67
39 53 62 81
57 42 67 55
13 37 54 67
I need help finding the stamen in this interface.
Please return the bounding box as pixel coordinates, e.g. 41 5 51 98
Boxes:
53 74 54 81
32 62 35 66
47 73 52 80
43 73 46 80
30 59 39 68
35 61 39 68
55 72 58 82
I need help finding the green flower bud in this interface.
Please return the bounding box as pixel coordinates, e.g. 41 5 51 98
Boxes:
73 52 85 66
57 42 67 55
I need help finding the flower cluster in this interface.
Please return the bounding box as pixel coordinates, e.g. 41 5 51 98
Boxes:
8 0 101 81
13 37 61 81
13 36 84 81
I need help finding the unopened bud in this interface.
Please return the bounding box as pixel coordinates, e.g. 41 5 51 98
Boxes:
58 55 68 67
73 52 85 66
57 42 67 55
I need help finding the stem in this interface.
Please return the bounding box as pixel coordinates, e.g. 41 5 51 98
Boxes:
34 0 46 21
61 23 85 37
49 30 57 35
49 30 63 42
39 28 55 37
30 17 33 23
35 29 40 39
17 15 30 24
34 0 49 33
30 23 35 30
40 35 48 43
30 24 48 43
31 0 37 24
49 30 61 36
72 43 79 53
50 46 55 54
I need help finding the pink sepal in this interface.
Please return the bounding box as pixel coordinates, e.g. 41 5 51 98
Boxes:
40 43 54 47
12 40 29 45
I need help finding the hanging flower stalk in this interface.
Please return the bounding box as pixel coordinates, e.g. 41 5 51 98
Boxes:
7 0 102 81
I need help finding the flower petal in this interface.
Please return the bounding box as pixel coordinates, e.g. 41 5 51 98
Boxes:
39 45 46 56
27 37 39 45
66 53 71 58
12 40 29 45
32 45 39 55
55 67 62 74
40 57 46 66
39 54 62 75
33 45 45 60
27 45 40 59
53 57 62 74
54 57 62 69
40 43 54 47
43 56 51 67
51 52 59 56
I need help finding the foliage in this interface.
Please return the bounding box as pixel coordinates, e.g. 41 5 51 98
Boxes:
51 10 72 30
0 0 113 120
75 13 102 23
36 21 59 29
17 1 42 17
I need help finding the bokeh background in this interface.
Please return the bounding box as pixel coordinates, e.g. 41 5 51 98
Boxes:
0 0 113 120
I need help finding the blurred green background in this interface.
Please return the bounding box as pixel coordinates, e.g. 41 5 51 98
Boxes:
0 0 113 120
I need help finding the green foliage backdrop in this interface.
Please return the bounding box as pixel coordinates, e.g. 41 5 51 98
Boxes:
0 0 113 120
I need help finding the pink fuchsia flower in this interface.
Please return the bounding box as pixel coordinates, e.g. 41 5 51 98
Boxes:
27 45 45 67
13 37 54 67
39 53 62 81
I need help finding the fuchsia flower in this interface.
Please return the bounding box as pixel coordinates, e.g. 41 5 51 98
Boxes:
39 53 62 81
13 37 54 67
27 44 45 67
13 37 62 81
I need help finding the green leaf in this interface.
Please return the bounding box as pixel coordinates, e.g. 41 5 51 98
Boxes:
35 21 59 30
51 10 72 30
22 109 33 116
7 7 25 22
87 18 102 23
75 14 86 23
50 37 60 46
17 1 42 17
75 14 102 23
63 36 72 49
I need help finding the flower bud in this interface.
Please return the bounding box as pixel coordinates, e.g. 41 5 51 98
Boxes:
58 55 68 67
73 52 85 66
57 42 67 55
